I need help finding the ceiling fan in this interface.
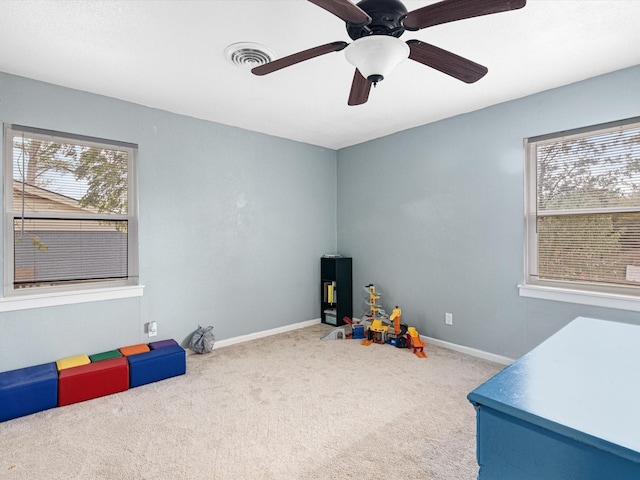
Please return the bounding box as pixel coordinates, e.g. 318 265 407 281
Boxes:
251 0 526 105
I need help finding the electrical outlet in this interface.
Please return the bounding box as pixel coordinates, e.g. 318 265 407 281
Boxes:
148 321 158 337
445 313 453 325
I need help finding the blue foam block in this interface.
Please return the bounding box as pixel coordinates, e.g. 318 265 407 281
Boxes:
0 362 58 422
127 344 186 388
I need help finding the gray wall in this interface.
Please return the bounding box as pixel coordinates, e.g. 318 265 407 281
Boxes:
337 65 640 359
3 65 640 372
0 72 337 371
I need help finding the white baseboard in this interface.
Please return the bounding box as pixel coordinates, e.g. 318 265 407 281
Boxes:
210 318 513 365
213 318 321 350
423 335 514 365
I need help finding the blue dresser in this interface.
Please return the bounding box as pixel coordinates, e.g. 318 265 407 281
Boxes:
467 317 640 479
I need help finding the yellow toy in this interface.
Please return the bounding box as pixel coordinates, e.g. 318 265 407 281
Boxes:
360 284 427 358
361 284 387 346
407 327 427 358
390 306 402 335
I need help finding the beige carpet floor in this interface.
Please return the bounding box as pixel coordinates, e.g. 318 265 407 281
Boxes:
0 323 503 479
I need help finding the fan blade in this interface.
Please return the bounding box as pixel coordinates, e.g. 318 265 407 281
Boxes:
308 0 371 25
403 0 526 31
347 69 372 106
407 40 487 83
251 41 349 76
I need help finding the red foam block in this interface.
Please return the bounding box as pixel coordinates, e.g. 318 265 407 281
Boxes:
58 356 129 406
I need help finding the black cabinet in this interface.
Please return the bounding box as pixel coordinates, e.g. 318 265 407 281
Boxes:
320 257 352 326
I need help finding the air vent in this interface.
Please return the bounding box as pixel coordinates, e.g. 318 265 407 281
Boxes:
225 42 275 70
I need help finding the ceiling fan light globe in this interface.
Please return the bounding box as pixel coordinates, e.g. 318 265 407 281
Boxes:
345 35 409 82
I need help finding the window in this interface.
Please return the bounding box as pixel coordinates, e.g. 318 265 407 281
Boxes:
523 117 640 305
3 124 139 299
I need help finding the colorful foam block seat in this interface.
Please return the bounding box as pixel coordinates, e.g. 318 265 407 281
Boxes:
127 344 186 388
149 338 178 350
58 357 129 406
56 354 90 372
89 350 122 362
0 362 58 422
119 343 150 357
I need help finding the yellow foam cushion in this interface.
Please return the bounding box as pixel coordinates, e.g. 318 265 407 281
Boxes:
119 343 150 357
56 354 91 372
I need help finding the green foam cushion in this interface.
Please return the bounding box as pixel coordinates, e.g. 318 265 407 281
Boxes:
89 350 123 362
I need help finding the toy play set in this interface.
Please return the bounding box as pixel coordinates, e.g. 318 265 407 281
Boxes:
322 284 427 359
0 339 186 422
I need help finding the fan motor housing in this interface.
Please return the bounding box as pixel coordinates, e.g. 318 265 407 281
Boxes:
347 0 408 40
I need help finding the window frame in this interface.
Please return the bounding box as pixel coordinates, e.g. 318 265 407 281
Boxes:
2 124 142 309
520 117 640 312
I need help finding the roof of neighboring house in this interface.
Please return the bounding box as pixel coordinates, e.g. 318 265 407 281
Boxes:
12 180 101 214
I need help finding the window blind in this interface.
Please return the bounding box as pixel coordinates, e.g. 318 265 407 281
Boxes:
5 125 137 292
528 119 640 289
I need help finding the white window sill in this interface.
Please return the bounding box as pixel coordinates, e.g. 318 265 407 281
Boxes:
0 285 144 312
518 284 640 312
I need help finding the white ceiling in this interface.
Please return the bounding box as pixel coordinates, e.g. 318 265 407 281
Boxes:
1 0 639 150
